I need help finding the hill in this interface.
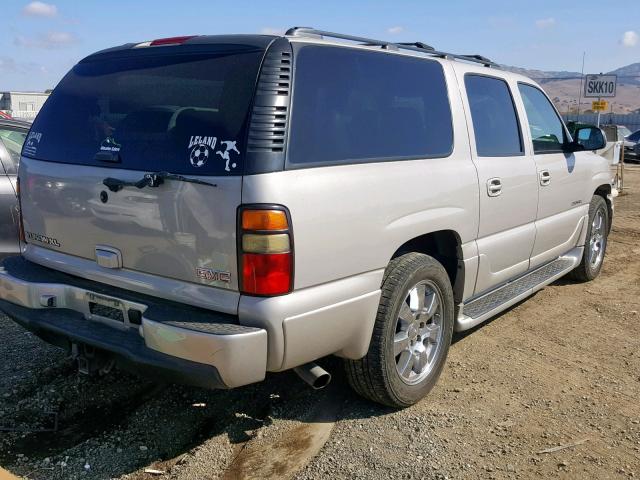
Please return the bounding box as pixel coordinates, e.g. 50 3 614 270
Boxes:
503 62 640 114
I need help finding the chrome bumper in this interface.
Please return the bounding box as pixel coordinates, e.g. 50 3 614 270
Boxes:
0 257 267 388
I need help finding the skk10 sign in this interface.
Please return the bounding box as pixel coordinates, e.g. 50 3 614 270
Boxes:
584 74 617 98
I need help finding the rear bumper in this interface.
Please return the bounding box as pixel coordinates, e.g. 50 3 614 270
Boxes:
0 256 267 388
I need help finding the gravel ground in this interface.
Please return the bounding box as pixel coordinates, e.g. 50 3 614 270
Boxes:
1 167 639 480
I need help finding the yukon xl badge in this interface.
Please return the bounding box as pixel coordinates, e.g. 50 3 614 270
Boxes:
25 231 61 247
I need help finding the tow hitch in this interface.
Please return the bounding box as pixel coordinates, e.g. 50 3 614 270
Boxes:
71 343 115 376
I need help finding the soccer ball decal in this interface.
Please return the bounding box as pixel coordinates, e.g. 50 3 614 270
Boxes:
189 143 210 167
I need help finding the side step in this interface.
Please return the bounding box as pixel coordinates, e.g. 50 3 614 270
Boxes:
455 248 583 332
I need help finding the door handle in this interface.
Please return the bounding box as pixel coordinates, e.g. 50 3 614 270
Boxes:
487 177 502 197
539 170 551 186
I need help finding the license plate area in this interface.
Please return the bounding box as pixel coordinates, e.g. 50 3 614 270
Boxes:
85 292 129 327
88 301 125 323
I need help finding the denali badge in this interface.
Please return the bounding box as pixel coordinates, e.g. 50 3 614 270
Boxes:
196 267 231 283
25 231 61 247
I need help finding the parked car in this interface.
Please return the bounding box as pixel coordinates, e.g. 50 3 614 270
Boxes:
0 29 612 407
624 129 640 162
0 118 29 258
613 125 634 158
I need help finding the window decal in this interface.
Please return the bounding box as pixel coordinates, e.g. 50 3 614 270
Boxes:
23 131 42 156
216 140 240 172
100 136 121 153
188 136 217 168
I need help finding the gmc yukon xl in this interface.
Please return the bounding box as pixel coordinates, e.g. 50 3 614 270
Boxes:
0 28 612 407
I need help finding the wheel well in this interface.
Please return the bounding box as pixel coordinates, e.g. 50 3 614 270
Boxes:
594 184 613 233
391 230 463 302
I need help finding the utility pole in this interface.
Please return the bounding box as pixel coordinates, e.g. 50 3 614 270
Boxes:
596 71 603 127
576 51 585 120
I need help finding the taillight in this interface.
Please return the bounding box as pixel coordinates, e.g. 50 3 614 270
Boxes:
239 207 293 296
16 177 25 244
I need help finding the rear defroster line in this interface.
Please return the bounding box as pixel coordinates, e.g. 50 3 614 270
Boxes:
102 171 217 193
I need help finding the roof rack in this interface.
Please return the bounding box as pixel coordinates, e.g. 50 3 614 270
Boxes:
397 42 435 52
284 27 497 68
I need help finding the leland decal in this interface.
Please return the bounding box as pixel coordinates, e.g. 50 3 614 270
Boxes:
188 136 217 168
196 267 231 283
25 231 61 247
216 140 240 172
187 136 240 172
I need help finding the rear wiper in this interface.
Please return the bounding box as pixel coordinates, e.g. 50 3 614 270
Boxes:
103 171 217 193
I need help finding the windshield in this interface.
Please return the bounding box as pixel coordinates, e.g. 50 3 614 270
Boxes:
25 47 264 175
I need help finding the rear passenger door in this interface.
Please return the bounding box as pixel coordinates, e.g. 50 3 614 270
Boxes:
460 72 538 295
516 83 587 268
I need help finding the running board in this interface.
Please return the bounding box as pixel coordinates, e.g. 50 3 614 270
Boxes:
455 247 583 332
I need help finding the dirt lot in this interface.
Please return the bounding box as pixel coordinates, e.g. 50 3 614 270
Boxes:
1 167 639 480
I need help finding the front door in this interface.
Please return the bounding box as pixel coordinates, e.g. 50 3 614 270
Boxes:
516 83 588 268
460 72 538 296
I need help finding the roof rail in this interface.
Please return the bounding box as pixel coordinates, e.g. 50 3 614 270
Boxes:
284 27 497 68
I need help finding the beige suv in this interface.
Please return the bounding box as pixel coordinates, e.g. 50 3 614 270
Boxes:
0 28 612 407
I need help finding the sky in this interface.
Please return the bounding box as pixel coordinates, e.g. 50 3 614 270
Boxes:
1 0 639 91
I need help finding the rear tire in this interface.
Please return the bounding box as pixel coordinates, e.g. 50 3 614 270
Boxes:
345 253 454 408
569 195 609 282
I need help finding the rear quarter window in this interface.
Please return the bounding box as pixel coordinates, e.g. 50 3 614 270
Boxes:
25 47 264 175
287 46 453 167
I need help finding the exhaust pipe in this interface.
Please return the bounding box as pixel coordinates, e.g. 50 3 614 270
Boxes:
294 362 332 390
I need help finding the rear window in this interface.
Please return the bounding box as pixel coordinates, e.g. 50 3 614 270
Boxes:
25 47 264 175
288 46 453 167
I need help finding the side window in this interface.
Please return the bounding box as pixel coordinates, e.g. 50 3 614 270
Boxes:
0 128 26 174
518 83 567 153
288 46 453 166
464 75 523 157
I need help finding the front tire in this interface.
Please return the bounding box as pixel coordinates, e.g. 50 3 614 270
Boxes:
570 195 609 282
345 253 454 408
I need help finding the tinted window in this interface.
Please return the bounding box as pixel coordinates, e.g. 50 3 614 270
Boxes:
0 127 27 174
288 46 453 166
26 47 264 175
465 75 523 156
518 83 567 153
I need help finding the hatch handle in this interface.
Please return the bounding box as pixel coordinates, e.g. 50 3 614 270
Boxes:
102 176 154 192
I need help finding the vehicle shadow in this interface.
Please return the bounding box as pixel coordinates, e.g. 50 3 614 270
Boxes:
0 342 392 480
451 273 585 345
451 294 538 345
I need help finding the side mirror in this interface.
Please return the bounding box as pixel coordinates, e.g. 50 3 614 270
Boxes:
573 126 607 151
